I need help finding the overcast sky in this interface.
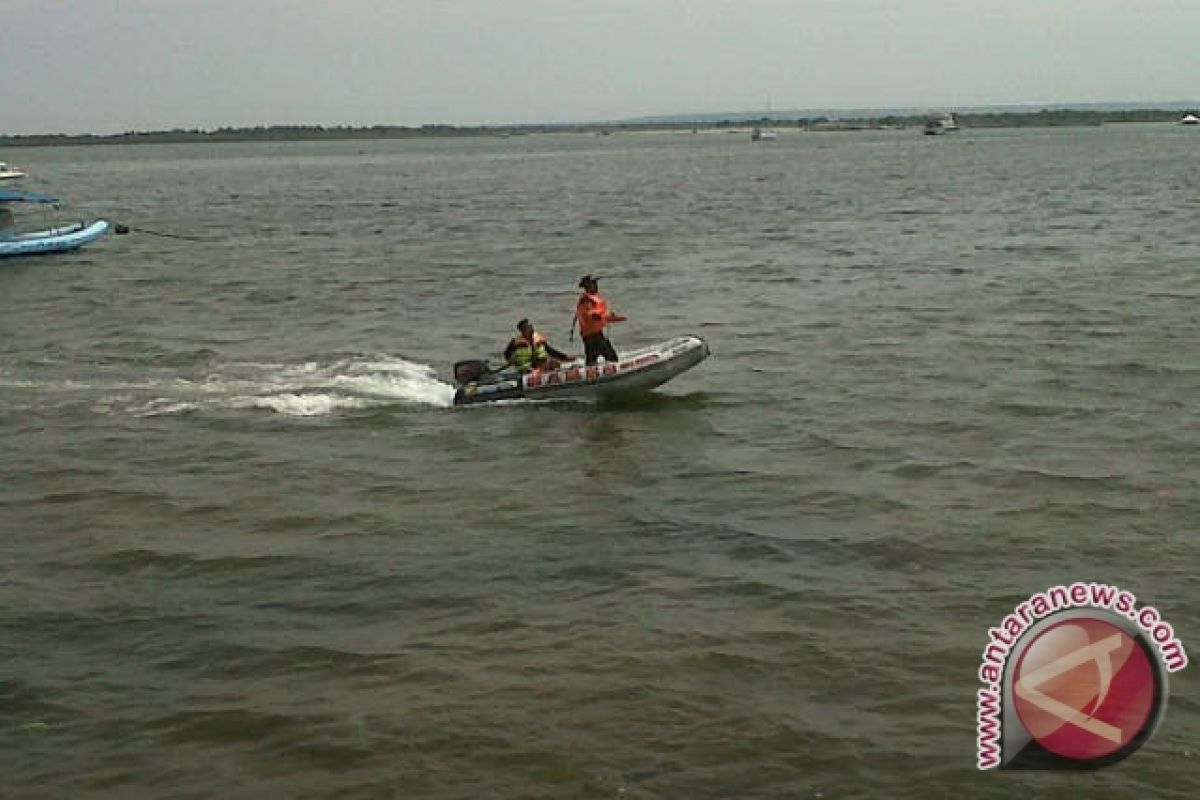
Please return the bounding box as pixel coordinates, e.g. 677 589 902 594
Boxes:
3 0 1199 135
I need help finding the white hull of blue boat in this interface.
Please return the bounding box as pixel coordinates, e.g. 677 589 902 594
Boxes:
0 220 110 258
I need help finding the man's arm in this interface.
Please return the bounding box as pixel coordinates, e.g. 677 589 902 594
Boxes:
544 342 571 360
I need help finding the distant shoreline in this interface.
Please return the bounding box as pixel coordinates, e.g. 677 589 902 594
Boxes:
1 108 1194 146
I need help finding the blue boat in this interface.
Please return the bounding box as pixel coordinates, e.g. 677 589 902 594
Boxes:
0 188 110 258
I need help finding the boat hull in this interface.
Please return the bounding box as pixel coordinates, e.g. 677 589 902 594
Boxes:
453 335 710 406
0 220 110 258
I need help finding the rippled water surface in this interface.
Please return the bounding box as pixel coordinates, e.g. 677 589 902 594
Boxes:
2 127 1198 798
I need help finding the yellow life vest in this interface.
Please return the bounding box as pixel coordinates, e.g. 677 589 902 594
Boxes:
509 333 549 372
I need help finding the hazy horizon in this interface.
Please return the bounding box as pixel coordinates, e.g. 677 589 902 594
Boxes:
6 99 1200 139
4 1 1200 136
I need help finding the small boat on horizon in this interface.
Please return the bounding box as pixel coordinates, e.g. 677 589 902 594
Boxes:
1180 113 1200 125
0 161 27 180
923 113 961 135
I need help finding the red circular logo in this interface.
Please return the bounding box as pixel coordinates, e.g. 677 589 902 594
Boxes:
1012 617 1156 761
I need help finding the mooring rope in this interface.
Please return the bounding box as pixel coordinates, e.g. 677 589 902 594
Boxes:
112 224 217 242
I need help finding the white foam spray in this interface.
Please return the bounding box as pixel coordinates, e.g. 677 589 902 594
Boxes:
27 355 460 418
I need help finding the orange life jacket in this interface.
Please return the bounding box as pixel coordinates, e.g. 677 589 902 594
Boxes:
576 291 610 337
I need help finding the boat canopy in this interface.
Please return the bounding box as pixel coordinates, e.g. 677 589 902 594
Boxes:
0 188 60 204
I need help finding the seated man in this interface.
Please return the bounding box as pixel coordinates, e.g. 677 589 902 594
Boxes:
504 319 573 373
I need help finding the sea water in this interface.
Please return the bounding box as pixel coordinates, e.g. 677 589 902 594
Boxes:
1 127 1197 798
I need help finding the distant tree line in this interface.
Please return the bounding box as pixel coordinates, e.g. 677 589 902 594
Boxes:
0 124 522 146
1 109 1195 145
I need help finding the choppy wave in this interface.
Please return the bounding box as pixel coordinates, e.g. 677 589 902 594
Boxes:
7 129 1200 800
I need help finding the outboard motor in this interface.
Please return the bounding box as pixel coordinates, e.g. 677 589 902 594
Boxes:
453 359 490 385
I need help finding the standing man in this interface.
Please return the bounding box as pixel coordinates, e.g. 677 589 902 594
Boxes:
575 274 626 365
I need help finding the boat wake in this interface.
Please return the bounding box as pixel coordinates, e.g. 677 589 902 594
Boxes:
147 356 456 416
2 356 456 418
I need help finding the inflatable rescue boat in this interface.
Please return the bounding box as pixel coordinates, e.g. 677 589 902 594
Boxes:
452 335 710 406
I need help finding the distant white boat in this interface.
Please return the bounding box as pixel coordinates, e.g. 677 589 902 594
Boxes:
0 161 26 180
1180 113 1200 125
923 113 961 135
751 126 777 142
